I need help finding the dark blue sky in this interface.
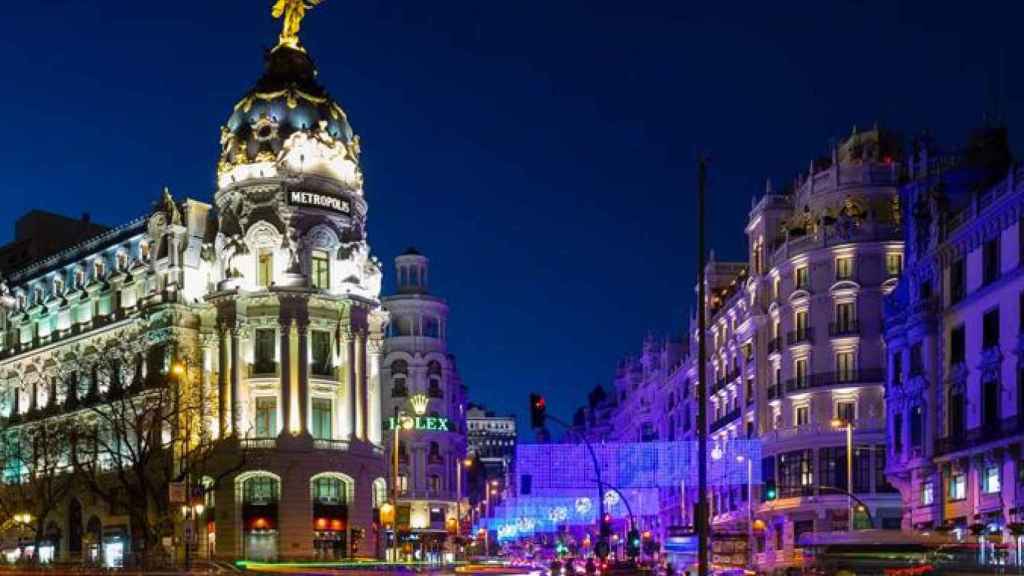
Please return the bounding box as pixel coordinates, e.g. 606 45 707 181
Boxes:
4 1 1023 430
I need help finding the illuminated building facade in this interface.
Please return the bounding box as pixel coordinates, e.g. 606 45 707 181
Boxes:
466 404 516 492
0 15 400 565
382 249 468 558
884 129 1024 555
567 128 905 571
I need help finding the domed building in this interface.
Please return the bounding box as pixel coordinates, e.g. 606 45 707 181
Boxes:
0 7 412 566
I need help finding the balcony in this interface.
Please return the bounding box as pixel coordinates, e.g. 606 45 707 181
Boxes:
710 406 742 433
767 386 780 400
427 385 443 399
829 320 860 338
784 369 885 392
786 327 815 346
768 338 781 355
391 386 408 398
934 416 1024 456
250 361 278 378
241 437 276 450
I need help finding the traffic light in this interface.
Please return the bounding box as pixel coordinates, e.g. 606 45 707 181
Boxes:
529 393 547 429
600 513 612 538
764 481 778 501
626 529 641 558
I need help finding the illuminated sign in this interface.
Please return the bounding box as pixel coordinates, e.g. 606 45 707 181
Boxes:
288 191 351 215
386 415 451 432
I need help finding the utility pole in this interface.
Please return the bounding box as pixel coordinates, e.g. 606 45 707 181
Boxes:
696 156 709 576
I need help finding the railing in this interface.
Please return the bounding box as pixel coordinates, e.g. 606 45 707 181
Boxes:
710 406 742 433
250 362 278 377
761 418 886 443
313 438 350 451
829 320 860 337
785 369 885 392
768 338 781 354
241 437 276 450
934 416 1024 456
427 385 443 399
767 386 780 400
786 327 815 346
391 386 408 398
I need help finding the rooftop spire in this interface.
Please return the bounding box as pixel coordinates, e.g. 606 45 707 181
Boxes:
272 0 324 50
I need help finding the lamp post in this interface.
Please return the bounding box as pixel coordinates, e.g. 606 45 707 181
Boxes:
457 458 472 559
390 407 408 562
737 455 754 564
171 360 197 571
831 419 854 531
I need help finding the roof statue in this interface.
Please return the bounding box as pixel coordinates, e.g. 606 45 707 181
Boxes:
272 0 324 49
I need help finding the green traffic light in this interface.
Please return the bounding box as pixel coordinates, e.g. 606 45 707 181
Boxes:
766 488 777 500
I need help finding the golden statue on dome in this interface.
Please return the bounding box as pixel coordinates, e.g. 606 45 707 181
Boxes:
272 0 323 49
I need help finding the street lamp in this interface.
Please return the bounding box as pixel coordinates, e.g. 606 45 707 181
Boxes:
456 457 472 559
736 455 754 563
831 419 854 531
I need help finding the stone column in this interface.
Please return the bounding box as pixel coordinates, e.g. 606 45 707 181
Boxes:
200 338 212 433
367 333 383 445
279 312 293 436
230 325 241 436
297 313 310 436
218 326 229 438
358 331 369 440
347 331 357 441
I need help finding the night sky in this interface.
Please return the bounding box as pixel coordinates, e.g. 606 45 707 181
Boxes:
4 1 1024 433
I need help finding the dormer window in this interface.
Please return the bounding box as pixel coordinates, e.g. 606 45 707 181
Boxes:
73 269 85 290
140 242 151 262
33 287 44 305
16 294 26 311
93 259 105 280
53 277 64 296
116 251 128 272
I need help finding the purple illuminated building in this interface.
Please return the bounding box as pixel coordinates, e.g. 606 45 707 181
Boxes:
884 128 1024 557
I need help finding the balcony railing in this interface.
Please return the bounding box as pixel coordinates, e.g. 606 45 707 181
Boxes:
786 327 815 346
427 385 443 399
785 369 885 392
829 321 860 338
768 338 781 354
313 438 350 451
767 386 780 400
934 416 1024 456
710 407 742 433
241 437 276 450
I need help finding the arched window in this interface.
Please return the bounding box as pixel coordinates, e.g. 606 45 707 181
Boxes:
312 476 349 504
391 360 408 397
372 478 388 509
427 361 442 398
242 475 279 505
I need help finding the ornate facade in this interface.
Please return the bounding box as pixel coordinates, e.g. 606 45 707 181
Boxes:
382 249 468 560
567 128 906 572
884 129 1024 560
0 18 399 566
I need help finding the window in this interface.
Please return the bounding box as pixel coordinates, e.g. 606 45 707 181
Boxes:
893 413 903 454
836 352 856 382
428 474 441 492
254 397 277 437
795 405 809 427
983 308 1000 350
427 361 443 398
311 330 332 376
949 326 966 366
950 258 965 305
313 477 347 504
921 481 934 505
773 277 781 300
258 249 273 287
311 250 330 290
983 377 999 429
795 266 809 290
853 448 871 493
910 405 923 448
423 317 440 339
948 472 966 501
795 310 809 336
244 476 279 505
983 466 1001 494
140 242 151 262
312 398 332 440
892 352 903 385
397 474 408 493
794 358 808 390
835 400 855 424
983 237 1000 285
254 329 276 374
820 447 847 491
949 392 965 438
93 259 105 280
886 253 903 277
116 252 128 271
910 343 923 376
834 302 856 335
835 256 854 280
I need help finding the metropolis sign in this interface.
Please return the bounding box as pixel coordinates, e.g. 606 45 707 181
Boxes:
288 191 351 216
385 415 451 432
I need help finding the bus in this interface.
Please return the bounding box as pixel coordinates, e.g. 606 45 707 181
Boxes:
798 530 956 576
